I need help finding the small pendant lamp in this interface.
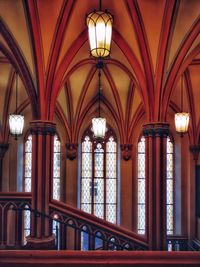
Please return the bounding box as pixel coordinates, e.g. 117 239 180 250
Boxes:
174 74 190 137
9 72 24 140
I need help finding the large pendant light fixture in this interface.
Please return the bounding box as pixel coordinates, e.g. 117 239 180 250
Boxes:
91 62 106 139
86 0 113 58
9 72 24 140
174 74 190 137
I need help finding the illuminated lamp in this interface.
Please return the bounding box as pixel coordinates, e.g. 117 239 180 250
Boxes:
9 72 24 139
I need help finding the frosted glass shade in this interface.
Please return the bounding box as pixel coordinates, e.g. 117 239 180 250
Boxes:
9 114 24 137
91 117 106 139
86 10 113 58
174 112 189 135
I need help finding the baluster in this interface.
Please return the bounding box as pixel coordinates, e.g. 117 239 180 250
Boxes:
1 206 6 248
89 231 94 250
15 209 22 247
75 228 81 250
60 224 66 250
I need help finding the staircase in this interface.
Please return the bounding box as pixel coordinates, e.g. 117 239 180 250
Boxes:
0 193 148 250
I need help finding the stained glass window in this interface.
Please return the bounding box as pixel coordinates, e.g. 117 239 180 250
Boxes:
24 135 32 192
81 133 117 224
166 136 174 235
53 135 61 200
137 136 146 234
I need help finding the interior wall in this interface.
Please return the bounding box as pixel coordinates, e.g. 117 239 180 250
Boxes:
1 103 198 240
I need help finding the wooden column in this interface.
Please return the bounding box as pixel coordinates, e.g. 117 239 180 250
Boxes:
0 143 9 191
26 120 56 249
143 122 169 250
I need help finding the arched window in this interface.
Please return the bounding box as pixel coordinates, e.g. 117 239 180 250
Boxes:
137 136 146 234
24 135 32 192
166 136 174 235
81 131 117 224
53 134 61 200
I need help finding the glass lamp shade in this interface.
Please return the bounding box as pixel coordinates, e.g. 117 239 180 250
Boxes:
174 112 190 135
9 114 24 138
91 117 106 139
86 10 113 58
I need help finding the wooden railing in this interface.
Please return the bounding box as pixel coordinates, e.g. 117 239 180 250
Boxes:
0 192 31 249
0 250 200 267
49 200 148 250
0 194 198 252
0 194 148 250
167 236 189 251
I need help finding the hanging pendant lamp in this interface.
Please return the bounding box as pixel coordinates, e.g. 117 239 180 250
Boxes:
91 62 107 139
174 74 190 137
9 72 24 140
86 0 113 58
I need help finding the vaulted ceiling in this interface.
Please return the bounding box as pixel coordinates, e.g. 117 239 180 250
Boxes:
0 0 199 145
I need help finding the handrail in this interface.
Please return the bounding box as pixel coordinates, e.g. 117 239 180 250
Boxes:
0 192 31 200
0 250 200 266
50 199 148 249
11 205 148 250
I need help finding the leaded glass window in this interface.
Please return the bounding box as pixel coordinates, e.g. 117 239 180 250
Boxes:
24 135 32 192
53 135 61 200
23 206 30 244
166 136 174 235
81 133 117 224
137 136 146 234
24 135 32 244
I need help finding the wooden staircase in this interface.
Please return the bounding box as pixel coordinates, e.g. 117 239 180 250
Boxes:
0 193 148 250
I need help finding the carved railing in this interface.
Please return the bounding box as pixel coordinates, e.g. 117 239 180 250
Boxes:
49 200 148 250
0 192 31 249
167 236 189 251
1 194 198 252
190 239 200 251
0 194 148 250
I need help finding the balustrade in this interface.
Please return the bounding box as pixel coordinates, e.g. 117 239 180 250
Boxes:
0 194 198 252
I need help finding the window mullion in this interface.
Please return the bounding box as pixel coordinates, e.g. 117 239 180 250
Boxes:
104 143 106 220
92 142 95 215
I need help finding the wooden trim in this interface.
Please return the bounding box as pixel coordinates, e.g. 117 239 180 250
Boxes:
50 200 147 246
0 251 199 266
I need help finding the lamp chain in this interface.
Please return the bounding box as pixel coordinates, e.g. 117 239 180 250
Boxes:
98 68 101 117
16 72 18 115
99 0 102 10
181 74 183 113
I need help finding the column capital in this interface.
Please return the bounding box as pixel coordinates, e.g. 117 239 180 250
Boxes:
66 143 78 160
0 143 9 159
120 144 132 161
190 145 200 161
30 120 56 135
142 122 169 137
